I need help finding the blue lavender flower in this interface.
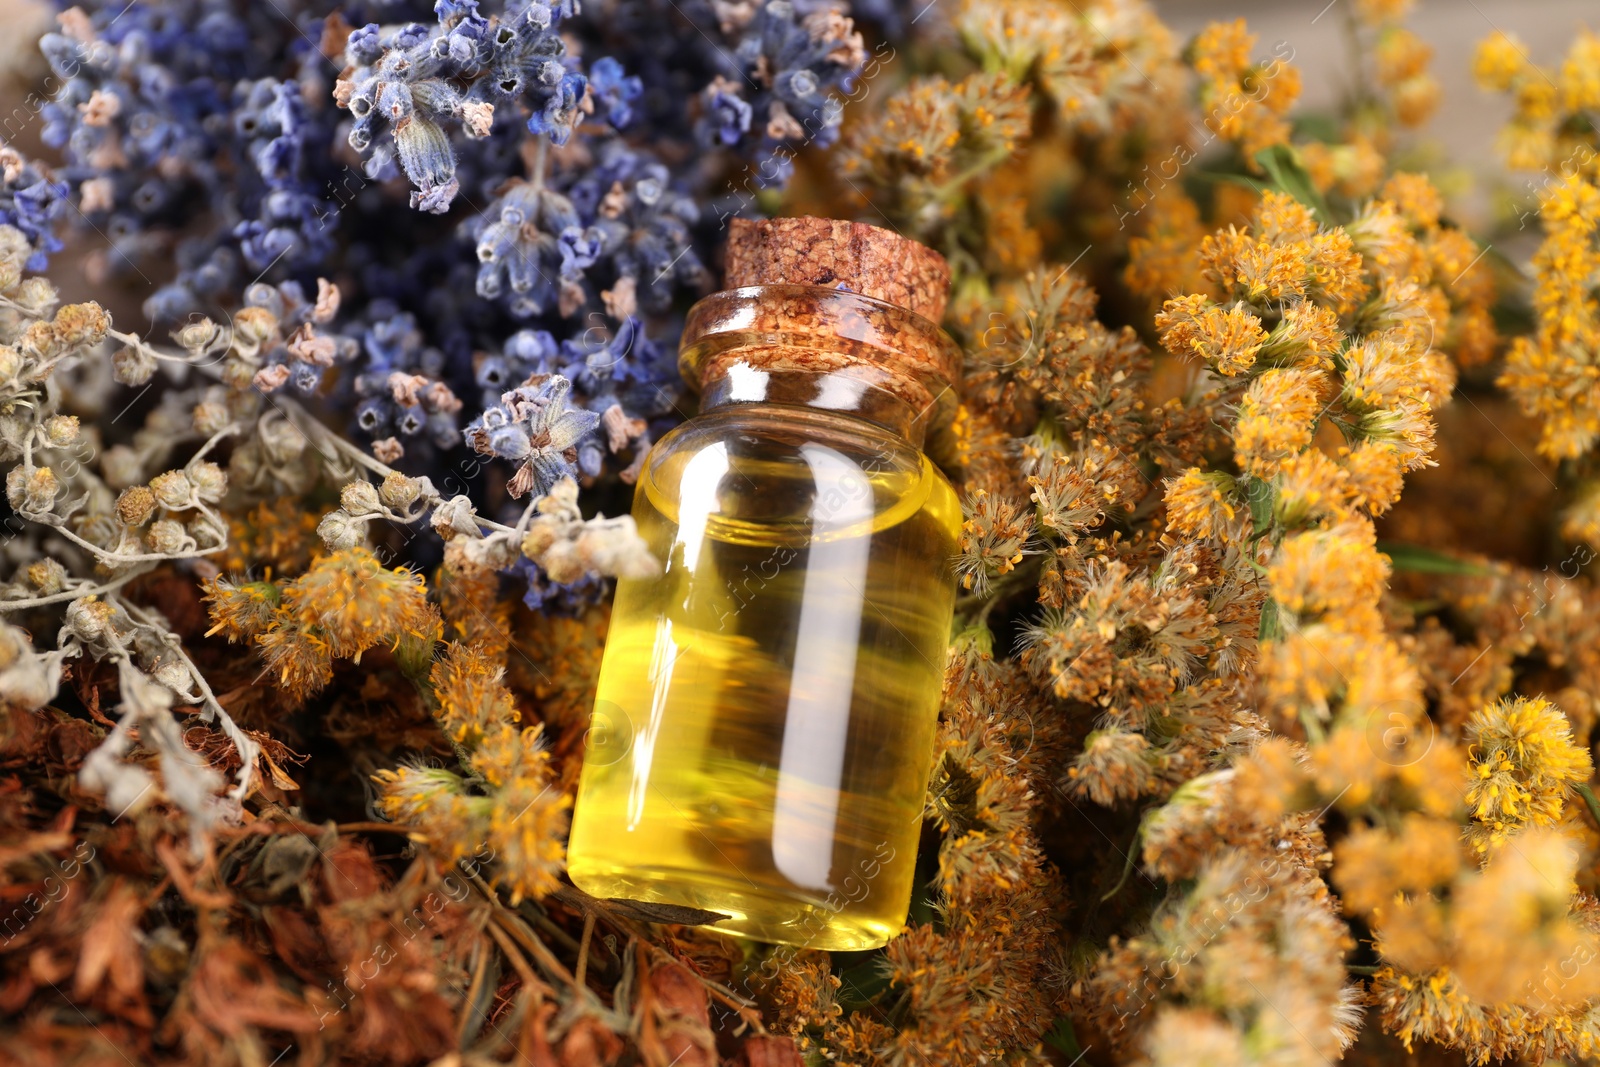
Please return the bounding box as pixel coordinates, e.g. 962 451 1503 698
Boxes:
509 554 608 615
587 57 643 128
35 0 862 618
464 374 600 498
0 145 68 272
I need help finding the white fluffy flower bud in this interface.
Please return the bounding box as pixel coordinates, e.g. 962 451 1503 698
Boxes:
317 508 362 551
340 480 382 516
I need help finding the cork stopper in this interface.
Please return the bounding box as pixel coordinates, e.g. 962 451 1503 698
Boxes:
679 216 960 441
724 217 951 323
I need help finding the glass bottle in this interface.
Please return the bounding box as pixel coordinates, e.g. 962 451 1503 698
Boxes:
566 217 962 951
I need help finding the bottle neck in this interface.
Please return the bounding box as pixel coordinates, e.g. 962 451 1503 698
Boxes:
678 285 962 456
698 366 928 449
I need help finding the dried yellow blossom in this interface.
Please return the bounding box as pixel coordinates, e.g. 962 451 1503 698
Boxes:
1498 175 1600 459
1465 695 1592 852
255 624 335 702
1560 30 1600 112
1189 19 1301 160
1258 301 1341 370
1268 521 1390 631
202 577 282 643
1300 138 1388 199
1125 187 1213 301
373 764 482 860
1164 468 1241 541
955 488 1032 593
1274 449 1353 528
280 546 432 660
1252 191 1318 245
1332 814 1461 916
1355 0 1414 24
1380 172 1443 230
1154 294 1266 376
1345 200 1427 285
1472 31 1526 91
1233 367 1328 478
1339 440 1407 515
1376 28 1432 87
431 642 521 749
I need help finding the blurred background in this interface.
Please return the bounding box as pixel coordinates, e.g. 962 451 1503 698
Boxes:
0 0 1591 305
1153 0 1595 229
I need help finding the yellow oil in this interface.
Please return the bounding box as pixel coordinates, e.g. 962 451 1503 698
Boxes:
566 407 961 951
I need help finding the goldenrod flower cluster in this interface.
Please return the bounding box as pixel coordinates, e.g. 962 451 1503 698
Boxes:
1474 29 1600 174
374 642 571 904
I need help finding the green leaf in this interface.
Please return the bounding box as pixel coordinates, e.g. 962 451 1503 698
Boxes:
1043 1016 1082 1056
1375 541 1494 576
834 954 894 1011
1242 475 1276 536
1259 597 1283 642
1253 144 1332 224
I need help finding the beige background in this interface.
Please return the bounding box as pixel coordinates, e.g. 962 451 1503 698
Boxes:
1154 0 1596 226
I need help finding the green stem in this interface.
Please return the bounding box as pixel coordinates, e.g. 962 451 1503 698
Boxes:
1576 782 1600 829
1099 825 1144 902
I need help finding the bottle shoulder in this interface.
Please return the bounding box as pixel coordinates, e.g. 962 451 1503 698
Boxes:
639 407 959 544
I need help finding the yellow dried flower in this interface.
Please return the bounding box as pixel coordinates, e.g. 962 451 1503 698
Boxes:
485 769 572 904
1164 469 1241 542
1560 30 1600 112
202 577 283 643
1376 28 1432 87
1233 367 1329 478
1339 440 1407 515
1125 187 1215 302
431 642 521 749
1274 449 1353 528
1380 172 1443 230
955 488 1032 593
255 624 335 702
1465 695 1593 852
1268 520 1390 630
1355 0 1414 25
1332 814 1462 916
1154 294 1266 376
280 546 431 660
373 764 483 861
1472 31 1525 91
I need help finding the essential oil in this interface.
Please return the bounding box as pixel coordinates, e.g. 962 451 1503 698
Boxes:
566 217 963 950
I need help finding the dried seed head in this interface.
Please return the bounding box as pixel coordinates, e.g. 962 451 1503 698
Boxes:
145 518 188 554
13 277 56 316
42 415 79 446
10 467 61 514
64 597 115 642
259 418 308 463
189 461 227 503
317 508 362 551
174 316 222 353
379 470 420 509
26 558 67 594
149 470 194 510
101 445 143 490
231 305 279 348
431 496 481 541
150 656 193 694
192 400 232 436
340 480 383 516
113 344 157 386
